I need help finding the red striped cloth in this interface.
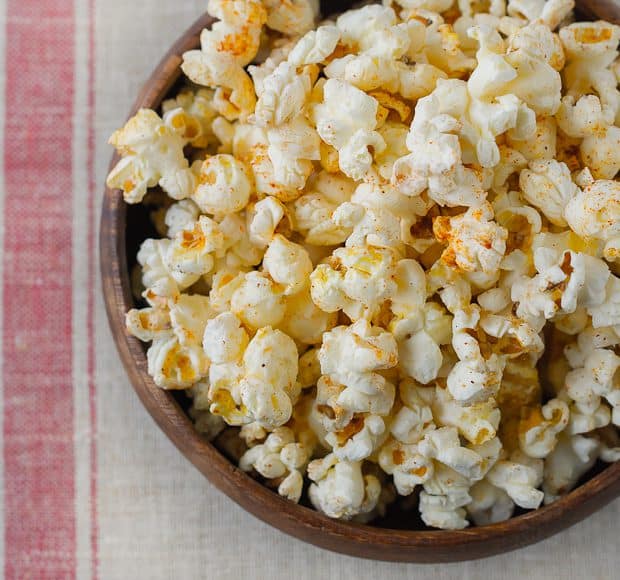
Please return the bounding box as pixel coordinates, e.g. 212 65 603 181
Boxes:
0 1 618 578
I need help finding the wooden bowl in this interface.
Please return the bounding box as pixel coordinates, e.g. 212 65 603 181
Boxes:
101 0 620 562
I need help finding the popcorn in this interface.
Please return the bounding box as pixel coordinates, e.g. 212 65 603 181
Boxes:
240 326 300 428
263 235 313 295
107 109 195 203
193 154 252 215
518 399 570 458
240 426 312 502
565 179 620 261
433 202 508 274
313 79 386 180
310 246 398 321
519 160 578 226
308 454 382 520
115 1 620 528
230 271 287 330
487 453 544 509
162 88 219 149
166 216 224 277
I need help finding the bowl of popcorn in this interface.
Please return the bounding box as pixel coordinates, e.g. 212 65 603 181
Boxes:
101 0 620 562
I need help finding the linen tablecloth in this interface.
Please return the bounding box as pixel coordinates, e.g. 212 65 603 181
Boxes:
0 1 619 578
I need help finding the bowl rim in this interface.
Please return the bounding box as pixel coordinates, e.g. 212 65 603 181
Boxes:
100 9 620 563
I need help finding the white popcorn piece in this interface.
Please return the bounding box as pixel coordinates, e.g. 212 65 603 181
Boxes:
447 306 506 405
308 453 382 520
267 115 321 190
310 246 398 321
166 216 224 277
313 79 386 181
519 160 578 226
193 154 252 215
202 311 249 365
280 287 338 345
565 179 620 262
543 433 600 503
326 414 387 462
162 88 219 149
391 380 436 444
138 238 199 299
418 427 488 480
518 399 570 459
263 0 317 36
231 271 287 330
419 463 472 530
378 438 434 496
241 326 300 428
247 197 288 247
107 109 195 204
433 386 500 445
467 479 515 526
254 62 314 128
208 361 249 426
240 426 312 503
126 305 172 343
288 24 341 66
164 199 200 239
487 453 544 509
263 235 313 296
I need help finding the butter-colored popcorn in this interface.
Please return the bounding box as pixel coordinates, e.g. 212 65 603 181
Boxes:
241 326 300 428
308 453 382 520
326 413 388 461
280 287 338 345
263 235 313 296
147 334 209 390
263 0 317 36
518 399 570 458
107 109 195 204
240 426 312 502
378 438 434 496
434 202 508 274
565 179 620 262
208 361 249 425
181 0 267 120
231 271 287 330
162 88 219 149
519 160 579 226
164 200 200 239
310 246 398 321
433 386 501 445
313 79 386 180
192 154 252 215
166 216 224 277
137 238 199 299
126 304 172 343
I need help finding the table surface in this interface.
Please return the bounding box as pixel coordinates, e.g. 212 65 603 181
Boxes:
0 1 618 578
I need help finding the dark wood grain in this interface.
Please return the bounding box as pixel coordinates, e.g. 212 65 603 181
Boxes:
100 2 620 562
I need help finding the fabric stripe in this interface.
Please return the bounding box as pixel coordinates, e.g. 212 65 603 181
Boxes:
72 0 94 577
3 1 76 578
0 0 8 574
